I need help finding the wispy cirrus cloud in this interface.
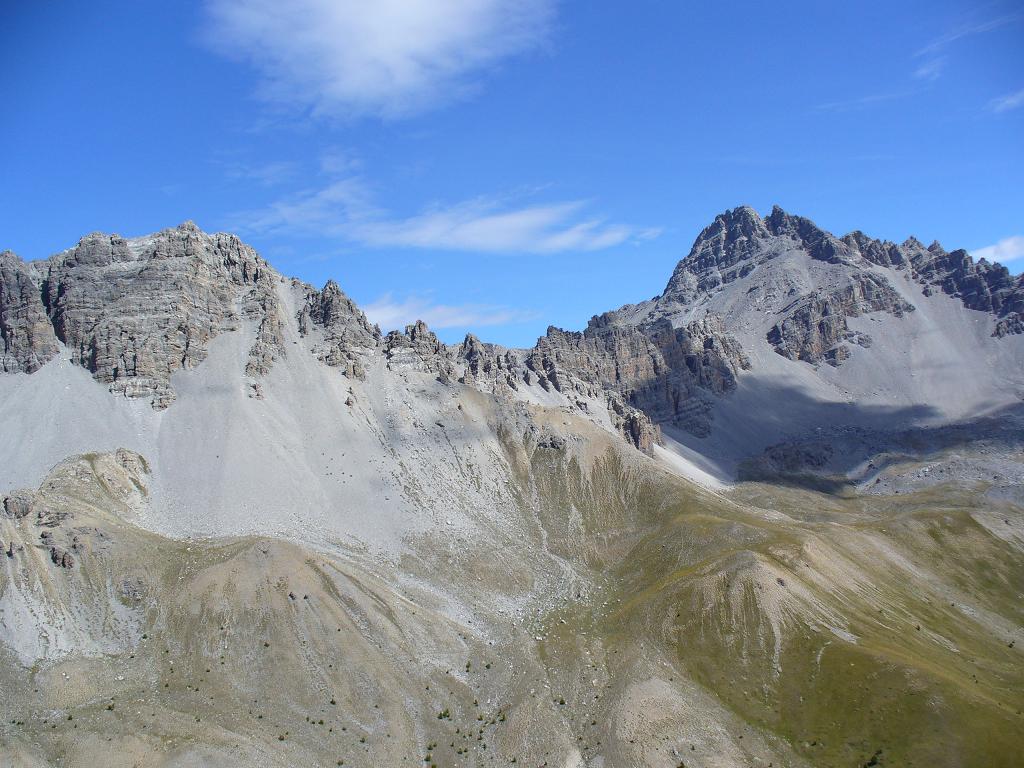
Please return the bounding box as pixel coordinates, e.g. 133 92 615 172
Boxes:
228 177 659 254
363 293 539 332
910 11 1021 85
813 90 918 113
915 12 1022 58
913 57 945 82
817 9 1019 110
221 159 299 186
989 87 1024 113
227 178 374 234
355 198 657 253
972 235 1024 264
202 0 554 118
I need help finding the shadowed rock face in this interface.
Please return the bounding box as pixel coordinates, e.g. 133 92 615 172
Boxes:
0 251 59 373
524 315 748 437
910 244 1024 331
767 272 915 365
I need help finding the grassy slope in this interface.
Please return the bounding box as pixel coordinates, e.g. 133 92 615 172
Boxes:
573 482 1024 768
2 430 1022 767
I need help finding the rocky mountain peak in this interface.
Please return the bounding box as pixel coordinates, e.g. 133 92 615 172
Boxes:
764 206 850 264
692 204 769 254
654 206 1024 342
663 205 854 304
763 204 806 234
840 230 906 268
662 205 770 299
764 205 816 237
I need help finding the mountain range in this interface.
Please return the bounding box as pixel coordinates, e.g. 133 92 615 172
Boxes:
2 206 1023 767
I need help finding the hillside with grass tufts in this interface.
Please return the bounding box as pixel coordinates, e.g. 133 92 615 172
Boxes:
2 211 1023 767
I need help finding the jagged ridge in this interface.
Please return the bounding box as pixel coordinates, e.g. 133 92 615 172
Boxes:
2 207 1022 452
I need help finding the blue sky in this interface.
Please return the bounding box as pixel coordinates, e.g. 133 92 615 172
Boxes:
2 0 1022 346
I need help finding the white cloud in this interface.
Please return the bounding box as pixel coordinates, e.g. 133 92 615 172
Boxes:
203 0 554 118
363 293 538 331
990 88 1024 113
356 198 639 252
972 235 1024 264
229 178 376 234
228 179 655 254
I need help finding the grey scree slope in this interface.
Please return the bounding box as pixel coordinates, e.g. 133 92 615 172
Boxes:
2 206 1021 533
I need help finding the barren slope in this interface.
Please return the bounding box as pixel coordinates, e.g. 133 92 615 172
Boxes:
2 212 1023 767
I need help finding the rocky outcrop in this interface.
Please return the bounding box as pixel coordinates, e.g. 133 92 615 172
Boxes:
994 314 1024 338
845 232 1024 331
661 205 1023 343
456 334 521 391
607 392 662 453
49 546 74 568
4 210 1019 457
644 317 750 396
841 230 910 269
297 279 380 379
907 244 1024 335
764 206 857 266
0 251 59 373
3 490 36 519
41 222 286 407
767 273 914 365
843 229 1024 338
384 320 454 380
524 315 748 437
662 206 771 303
